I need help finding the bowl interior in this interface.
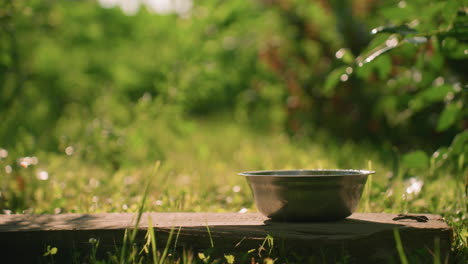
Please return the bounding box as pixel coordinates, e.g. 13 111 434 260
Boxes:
239 169 375 177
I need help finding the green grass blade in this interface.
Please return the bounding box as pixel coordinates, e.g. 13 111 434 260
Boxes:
160 226 175 264
363 160 373 213
434 236 440 264
120 229 129 264
130 161 161 242
259 234 273 258
205 221 214 248
172 226 182 258
393 228 409 264
121 161 161 264
147 216 159 264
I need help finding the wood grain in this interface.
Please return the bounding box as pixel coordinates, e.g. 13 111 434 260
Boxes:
0 212 452 263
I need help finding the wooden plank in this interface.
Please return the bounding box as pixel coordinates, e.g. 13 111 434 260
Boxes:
0 212 452 263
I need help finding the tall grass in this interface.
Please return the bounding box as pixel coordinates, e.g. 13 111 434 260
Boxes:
121 165 151 263
393 228 409 264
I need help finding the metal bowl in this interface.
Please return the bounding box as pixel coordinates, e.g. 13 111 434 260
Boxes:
240 169 374 221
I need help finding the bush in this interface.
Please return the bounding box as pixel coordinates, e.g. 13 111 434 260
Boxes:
0 0 466 174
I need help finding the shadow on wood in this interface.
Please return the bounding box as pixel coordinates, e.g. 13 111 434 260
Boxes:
0 213 452 263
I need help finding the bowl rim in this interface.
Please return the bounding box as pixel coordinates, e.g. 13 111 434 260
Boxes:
239 169 375 177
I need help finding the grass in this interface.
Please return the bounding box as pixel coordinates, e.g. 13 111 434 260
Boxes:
393 228 409 264
0 113 466 263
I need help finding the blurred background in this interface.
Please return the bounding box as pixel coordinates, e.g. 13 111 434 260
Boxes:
0 0 467 212
1 1 467 261
1 0 466 151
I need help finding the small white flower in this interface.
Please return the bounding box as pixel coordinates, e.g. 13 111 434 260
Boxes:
0 148 8 159
20 160 29 168
238 208 248 213
405 177 423 194
37 170 49 180
18 156 38 168
65 146 74 156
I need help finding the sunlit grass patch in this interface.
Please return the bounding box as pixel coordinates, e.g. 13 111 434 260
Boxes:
0 115 466 262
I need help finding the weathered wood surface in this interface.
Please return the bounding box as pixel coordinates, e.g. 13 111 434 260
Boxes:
0 212 452 262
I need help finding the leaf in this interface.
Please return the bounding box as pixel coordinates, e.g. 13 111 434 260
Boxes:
410 85 454 112
371 24 418 35
421 85 453 102
355 61 373 79
50 247 58 255
440 11 468 41
437 103 460 132
441 27 468 42
441 37 468 59
356 35 401 66
431 147 450 166
373 54 392 80
405 36 427 45
198 252 209 261
43 246 58 256
0 53 11 67
355 52 391 80
402 151 429 170
335 48 355 64
324 66 347 95
450 131 468 154
443 0 459 25
380 6 415 21
224 254 235 264
409 98 424 111
342 51 355 64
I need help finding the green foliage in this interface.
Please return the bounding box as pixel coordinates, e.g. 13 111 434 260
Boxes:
43 245 58 257
224 254 235 264
2 0 465 163
317 0 467 175
0 0 466 261
0 0 283 152
402 151 429 170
